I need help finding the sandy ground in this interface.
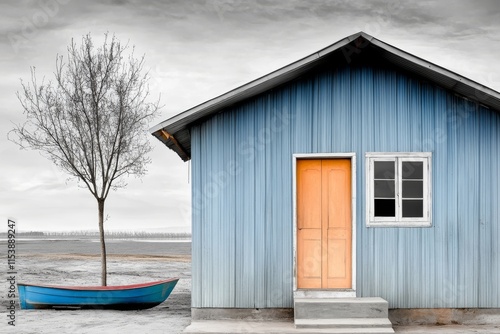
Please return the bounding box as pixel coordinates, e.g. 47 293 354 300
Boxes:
1 240 192 334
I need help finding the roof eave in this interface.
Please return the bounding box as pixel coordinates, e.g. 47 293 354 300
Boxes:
152 129 190 162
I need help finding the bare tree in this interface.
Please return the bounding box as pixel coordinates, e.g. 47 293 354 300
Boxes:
10 33 160 286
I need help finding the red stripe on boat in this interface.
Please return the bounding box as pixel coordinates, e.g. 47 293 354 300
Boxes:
17 278 179 290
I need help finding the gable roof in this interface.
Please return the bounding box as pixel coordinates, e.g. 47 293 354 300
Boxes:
150 31 500 161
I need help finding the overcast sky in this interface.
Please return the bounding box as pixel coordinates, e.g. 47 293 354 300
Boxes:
1 0 500 232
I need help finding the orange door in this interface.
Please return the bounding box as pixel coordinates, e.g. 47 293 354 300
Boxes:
297 159 352 289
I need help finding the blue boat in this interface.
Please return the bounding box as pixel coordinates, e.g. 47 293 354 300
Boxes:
17 278 179 310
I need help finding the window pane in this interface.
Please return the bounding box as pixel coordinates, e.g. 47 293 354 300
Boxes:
374 180 395 198
374 161 395 179
375 199 395 217
402 180 423 198
402 200 423 217
402 161 423 179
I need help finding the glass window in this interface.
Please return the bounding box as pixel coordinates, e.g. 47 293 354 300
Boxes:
366 153 431 227
373 160 396 217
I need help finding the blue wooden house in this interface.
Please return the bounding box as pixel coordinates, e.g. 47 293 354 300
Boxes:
151 32 500 330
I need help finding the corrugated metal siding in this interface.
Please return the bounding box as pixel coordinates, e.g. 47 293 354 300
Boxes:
190 64 500 308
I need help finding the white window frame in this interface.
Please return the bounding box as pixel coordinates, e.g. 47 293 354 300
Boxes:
366 152 432 227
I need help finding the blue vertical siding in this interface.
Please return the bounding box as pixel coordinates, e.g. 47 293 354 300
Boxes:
190 64 500 308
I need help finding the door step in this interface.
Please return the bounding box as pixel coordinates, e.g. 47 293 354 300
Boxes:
184 319 395 333
294 297 394 333
295 318 393 328
295 297 389 319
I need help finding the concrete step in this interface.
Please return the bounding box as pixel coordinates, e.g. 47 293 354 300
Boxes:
295 318 394 329
183 320 396 333
294 297 389 320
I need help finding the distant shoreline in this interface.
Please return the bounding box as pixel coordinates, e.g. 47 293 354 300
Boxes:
0 230 191 241
14 238 192 242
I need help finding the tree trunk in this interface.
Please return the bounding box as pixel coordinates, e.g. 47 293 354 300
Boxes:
98 198 107 286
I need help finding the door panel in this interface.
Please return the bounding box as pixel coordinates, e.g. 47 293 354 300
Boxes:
328 237 346 278
297 160 322 288
323 159 352 288
298 161 322 230
297 159 352 290
298 229 322 288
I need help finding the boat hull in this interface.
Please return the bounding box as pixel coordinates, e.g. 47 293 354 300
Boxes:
17 278 179 310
